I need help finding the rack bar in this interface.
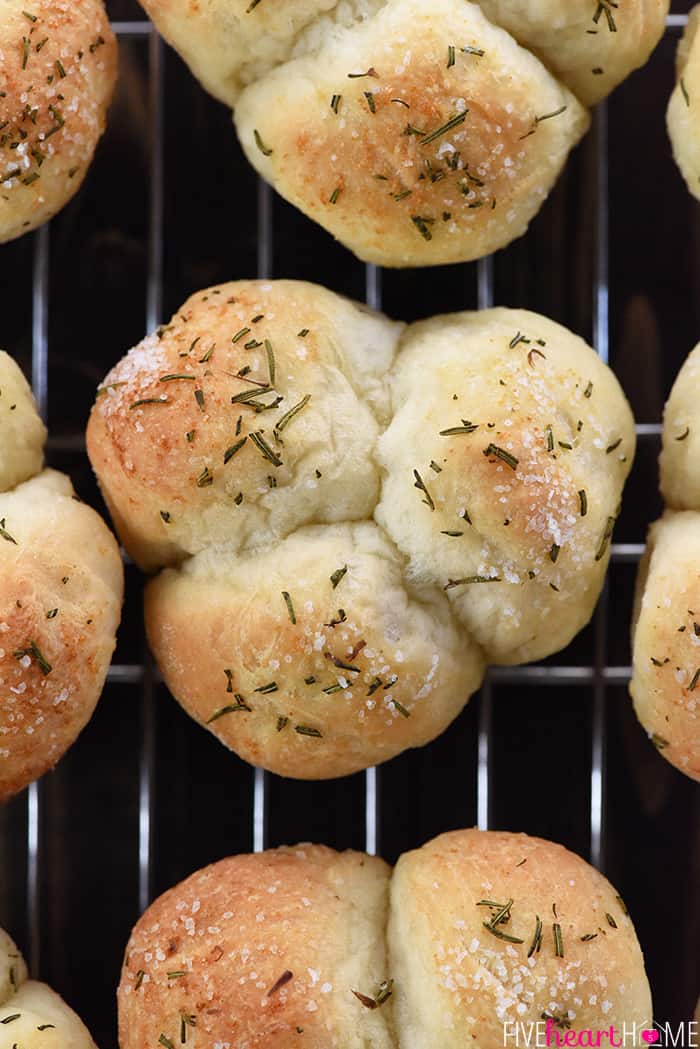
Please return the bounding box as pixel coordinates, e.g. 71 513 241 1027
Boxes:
476 255 495 832
138 28 164 915
112 21 152 37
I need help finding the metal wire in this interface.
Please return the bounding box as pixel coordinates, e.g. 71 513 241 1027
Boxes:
591 99 610 872
138 27 164 916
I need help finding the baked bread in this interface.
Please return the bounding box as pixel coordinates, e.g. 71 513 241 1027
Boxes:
659 339 700 509
88 281 635 778
477 0 669 106
137 0 666 267
0 0 117 243
630 513 700 782
118 844 394 1049
0 926 98 1047
235 0 590 267
118 829 652 1049
389 829 652 1047
86 279 402 572
630 340 700 781
0 354 123 802
145 522 484 778
668 6 700 202
376 308 635 665
0 351 46 492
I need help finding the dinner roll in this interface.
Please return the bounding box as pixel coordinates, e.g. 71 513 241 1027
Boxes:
118 830 652 1049
376 308 635 665
633 339 700 781
118 845 394 1049
389 829 652 1048
0 468 123 801
0 0 117 243
668 6 700 201
0 351 46 492
90 282 636 776
477 0 669 106
145 522 484 779
86 280 401 572
659 339 700 509
0 927 97 1048
139 0 667 266
235 0 589 267
630 513 700 782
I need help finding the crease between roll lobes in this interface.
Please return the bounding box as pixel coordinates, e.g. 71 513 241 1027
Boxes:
117 828 653 1049
137 0 668 267
87 279 635 780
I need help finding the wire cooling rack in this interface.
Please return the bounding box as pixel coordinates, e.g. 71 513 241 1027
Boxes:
0 4 698 1046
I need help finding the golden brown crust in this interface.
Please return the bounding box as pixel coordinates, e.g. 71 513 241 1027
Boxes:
118 846 394 1049
0 0 117 243
478 0 669 106
389 829 653 1049
376 308 635 665
87 280 401 571
145 522 484 779
0 470 123 801
118 833 652 1049
236 0 589 267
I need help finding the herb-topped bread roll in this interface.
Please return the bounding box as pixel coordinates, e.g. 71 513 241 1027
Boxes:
88 281 635 778
630 513 700 782
87 280 402 572
0 926 98 1047
0 0 117 243
477 0 669 106
145 523 484 778
137 0 665 267
235 0 589 267
389 829 652 1047
118 845 394 1049
630 340 700 782
0 353 123 802
668 6 700 202
659 340 700 509
376 308 635 665
118 830 652 1049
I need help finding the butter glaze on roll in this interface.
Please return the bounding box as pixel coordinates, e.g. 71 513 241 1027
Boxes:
0 0 117 243
118 829 652 1049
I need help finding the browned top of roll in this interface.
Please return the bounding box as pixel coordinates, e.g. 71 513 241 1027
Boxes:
0 0 117 243
119 845 394 1049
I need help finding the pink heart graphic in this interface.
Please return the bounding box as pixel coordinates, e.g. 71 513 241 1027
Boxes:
641 1031 659 1044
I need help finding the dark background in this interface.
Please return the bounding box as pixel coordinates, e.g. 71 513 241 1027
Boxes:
0 1 698 1045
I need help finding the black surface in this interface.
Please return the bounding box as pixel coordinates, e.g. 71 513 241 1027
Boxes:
0 0 699 1045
